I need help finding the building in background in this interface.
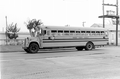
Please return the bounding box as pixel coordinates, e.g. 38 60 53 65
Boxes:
91 23 120 45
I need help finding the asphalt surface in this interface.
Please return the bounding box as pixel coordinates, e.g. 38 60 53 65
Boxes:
1 46 120 79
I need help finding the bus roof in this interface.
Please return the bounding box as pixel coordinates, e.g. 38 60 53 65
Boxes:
41 26 107 31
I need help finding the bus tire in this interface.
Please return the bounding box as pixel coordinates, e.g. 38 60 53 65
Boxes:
28 42 39 53
85 42 94 50
76 47 84 51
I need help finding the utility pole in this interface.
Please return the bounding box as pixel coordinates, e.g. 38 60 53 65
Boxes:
99 0 119 46
103 0 105 28
5 16 8 45
116 0 119 46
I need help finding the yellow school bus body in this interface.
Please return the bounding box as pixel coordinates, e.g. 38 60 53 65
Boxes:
23 26 108 53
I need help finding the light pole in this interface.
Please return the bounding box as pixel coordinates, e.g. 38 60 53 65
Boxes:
103 0 105 28
5 16 8 45
116 0 119 46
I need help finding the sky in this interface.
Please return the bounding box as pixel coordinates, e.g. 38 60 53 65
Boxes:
0 0 119 32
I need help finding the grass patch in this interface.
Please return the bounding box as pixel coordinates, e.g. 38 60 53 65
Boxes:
0 45 24 53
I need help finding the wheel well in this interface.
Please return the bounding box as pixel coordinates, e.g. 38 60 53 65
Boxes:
29 42 40 48
86 41 94 46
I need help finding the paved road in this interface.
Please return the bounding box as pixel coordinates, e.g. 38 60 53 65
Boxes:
1 46 120 79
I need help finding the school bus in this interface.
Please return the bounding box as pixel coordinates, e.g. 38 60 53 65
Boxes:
22 26 108 53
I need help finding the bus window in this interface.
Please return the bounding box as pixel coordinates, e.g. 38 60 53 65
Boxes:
76 31 80 35
70 31 75 35
43 30 46 35
81 31 85 33
51 30 57 36
76 31 80 33
81 31 85 35
58 30 63 33
96 31 100 35
70 31 75 33
58 30 63 36
101 31 105 35
64 30 69 35
51 30 57 33
64 30 69 33
86 31 90 33
91 31 95 35
86 31 90 35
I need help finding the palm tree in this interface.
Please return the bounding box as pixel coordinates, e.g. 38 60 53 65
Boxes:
25 19 43 37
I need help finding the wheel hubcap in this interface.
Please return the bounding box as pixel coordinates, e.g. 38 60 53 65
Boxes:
87 44 92 49
31 46 37 51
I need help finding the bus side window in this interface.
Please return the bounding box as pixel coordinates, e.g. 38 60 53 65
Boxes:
81 31 85 35
58 30 63 36
64 30 69 35
86 31 90 36
43 30 46 35
76 31 80 35
51 30 57 36
51 30 57 33
70 31 75 35
101 31 104 35
91 31 95 35
96 31 100 35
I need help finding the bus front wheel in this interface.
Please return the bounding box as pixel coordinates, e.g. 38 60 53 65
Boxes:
28 43 39 53
85 42 94 50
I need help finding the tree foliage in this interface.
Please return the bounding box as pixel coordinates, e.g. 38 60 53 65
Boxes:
25 19 43 37
6 23 20 39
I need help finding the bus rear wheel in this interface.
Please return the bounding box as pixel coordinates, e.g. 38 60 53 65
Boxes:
28 43 39 53
85 42 94 50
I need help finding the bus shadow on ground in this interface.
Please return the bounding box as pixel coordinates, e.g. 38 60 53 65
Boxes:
28 48 104 54
39 48 78 53
0 48 84 53
24 48 78 54
0 47 106 53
